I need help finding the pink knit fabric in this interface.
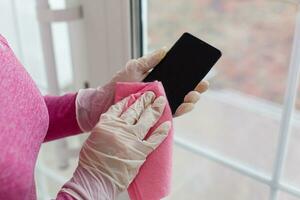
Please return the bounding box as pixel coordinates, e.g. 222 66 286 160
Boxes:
115 82 173 200
0 34 79 200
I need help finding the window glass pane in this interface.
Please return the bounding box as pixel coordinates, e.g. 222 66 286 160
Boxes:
0 0 74 93
0 0 48 91
283 85 300 187
165 146 269 199
0 1 20 55
52 22 74 91
145 0 297 172
278 192 300 200
36 137 83 199
50 0 74 91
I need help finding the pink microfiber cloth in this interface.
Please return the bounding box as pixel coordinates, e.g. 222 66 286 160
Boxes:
114 81 173 200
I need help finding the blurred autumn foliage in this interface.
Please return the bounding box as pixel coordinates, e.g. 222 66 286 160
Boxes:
147 0 300 108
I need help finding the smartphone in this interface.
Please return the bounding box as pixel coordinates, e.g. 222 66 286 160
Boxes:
143 32 222 114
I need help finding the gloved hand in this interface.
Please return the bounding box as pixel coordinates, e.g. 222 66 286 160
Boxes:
76 48 209 132
61 91 171 200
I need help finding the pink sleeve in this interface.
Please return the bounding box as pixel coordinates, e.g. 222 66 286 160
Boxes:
43 93 82 142
56 192 76 200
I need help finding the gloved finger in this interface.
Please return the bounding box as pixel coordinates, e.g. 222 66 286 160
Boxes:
120 91 156 124
184 91 200 103
194 80 209 93
105 96 131 117
135 96 167 139
174 102 194 117
143 121 171 151
136 47 168 73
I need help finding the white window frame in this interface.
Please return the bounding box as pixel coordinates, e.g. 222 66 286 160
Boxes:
33 0 300 199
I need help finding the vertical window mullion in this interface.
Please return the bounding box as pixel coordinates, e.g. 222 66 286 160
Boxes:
36 0 60 95
269 10 300 200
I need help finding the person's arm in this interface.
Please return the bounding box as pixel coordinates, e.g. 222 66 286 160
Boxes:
43 93 82 142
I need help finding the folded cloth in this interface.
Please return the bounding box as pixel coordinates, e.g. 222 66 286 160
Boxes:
115 81 173 200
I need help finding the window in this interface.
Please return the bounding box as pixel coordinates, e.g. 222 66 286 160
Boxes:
1 0 300 199
142 0 300 199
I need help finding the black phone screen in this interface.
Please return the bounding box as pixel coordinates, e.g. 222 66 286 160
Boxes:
143 32 222 114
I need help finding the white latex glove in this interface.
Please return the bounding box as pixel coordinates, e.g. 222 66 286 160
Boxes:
61 91 171 200
76 48 208 132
